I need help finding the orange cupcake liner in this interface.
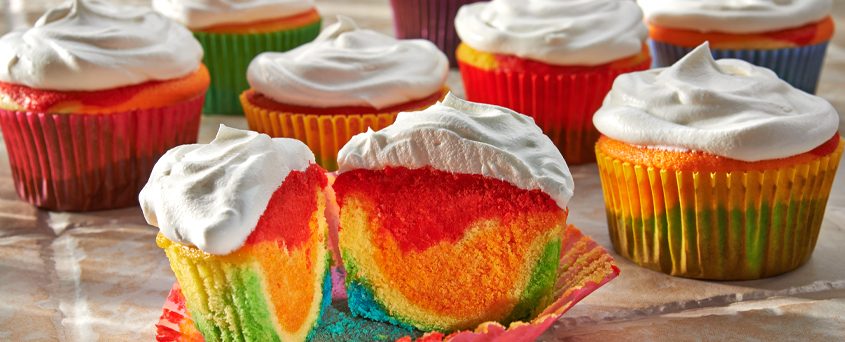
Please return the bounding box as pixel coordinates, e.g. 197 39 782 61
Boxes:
596 140 843 280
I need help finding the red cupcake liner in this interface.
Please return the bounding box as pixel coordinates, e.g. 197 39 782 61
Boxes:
0 95 204 211
458 59 651 165
389 0 484 66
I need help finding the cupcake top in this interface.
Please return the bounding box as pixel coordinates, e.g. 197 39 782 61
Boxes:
0 0 202 91
454 0 647 66
139 125 315 255
593 43 839 162
153 0 315 30
247 16 448 109
637 0 833 34
337 93 574 209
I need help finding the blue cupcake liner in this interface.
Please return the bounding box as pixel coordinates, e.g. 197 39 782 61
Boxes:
650 41 829 94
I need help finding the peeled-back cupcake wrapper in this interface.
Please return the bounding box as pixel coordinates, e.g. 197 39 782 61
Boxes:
389 0 484 67
458 59 651 165
0 96 204 211
649 41 829 94
240 90 446 171
155 225 619 342
194 21 321 116
595 142 843 280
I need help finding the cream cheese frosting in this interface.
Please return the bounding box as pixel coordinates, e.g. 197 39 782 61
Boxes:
153 0 314 30
638 0 832 34
453 0 647 66
0 0 202 91
593 43 839 162
247 16 448 109
139 125 315 255
337 93 574 209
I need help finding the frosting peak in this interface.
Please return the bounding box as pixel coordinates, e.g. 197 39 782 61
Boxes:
638 0 833 34
247 16 448 109
454 0 647 66
0 0 203 91
593 44 839 162
153 0 315 30
337 93 574 209
139 125 315 255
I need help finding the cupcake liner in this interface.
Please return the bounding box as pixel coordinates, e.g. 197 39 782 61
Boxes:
195 20 321 115
156 225 620 342
596 142 843 280
458 59 651 165
0 95 204 211
650 41 829 94
240 90 446 171
389 0 484 67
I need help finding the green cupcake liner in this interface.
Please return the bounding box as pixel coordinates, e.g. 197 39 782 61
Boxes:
194 20 322 115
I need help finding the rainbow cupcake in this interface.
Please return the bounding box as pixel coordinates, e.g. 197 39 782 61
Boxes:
154 0 321 115
140 126 332 341
334 94 575 332
241 16 449 170
0 0 208 211
455 0 650 164
593 44 843 280
638 0 834 94
388 0 485 66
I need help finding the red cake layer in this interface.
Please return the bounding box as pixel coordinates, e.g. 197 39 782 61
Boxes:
245 164 327 249
244 87 447 115
333 167 562 252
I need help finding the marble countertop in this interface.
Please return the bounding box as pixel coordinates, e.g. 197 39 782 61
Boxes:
1 0 844 341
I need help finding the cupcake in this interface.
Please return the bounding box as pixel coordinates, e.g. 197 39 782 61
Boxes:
593 44 843 280
638 0 834 94
140 126 332 341
0 0 208 211
241 16 450 170
388 0 485 66
455 0 651 164
334 94 575 332
154 0 321 115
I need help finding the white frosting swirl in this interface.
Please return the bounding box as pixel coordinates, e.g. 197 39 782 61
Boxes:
247 16 448 109
153 0 315 30
454 0 647 66
638 0 832 34
337 93 574 209
139 125 316 255
0 0 202 91
593 43 840 162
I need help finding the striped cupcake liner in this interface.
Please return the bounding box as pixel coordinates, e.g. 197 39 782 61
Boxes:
389 0 484 67
194 20 321 115
458 59 651 165
156 225 619 342
596 141 843 280
650 41 829 94
240 90 445 171
0 95 204 211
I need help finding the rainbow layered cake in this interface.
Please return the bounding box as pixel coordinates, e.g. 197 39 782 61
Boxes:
593 44 843 280
333 94 575 332
140 126 332 341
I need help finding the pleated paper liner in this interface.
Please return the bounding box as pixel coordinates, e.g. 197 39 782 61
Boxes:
389 0 484 67
649 41 829 94
155 225 619 342
458 59 651 165
240 89 448 171
0 95 204 212
195 20 321 115
596 141 843 280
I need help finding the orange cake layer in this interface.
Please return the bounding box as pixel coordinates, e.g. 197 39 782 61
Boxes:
197 9 321 34
648 17 835 49
244 87 449 116
0 65 210 114
596 134 842 172
457 43 651 72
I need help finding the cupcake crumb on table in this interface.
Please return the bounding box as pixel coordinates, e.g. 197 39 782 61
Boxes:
593 43 843 280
